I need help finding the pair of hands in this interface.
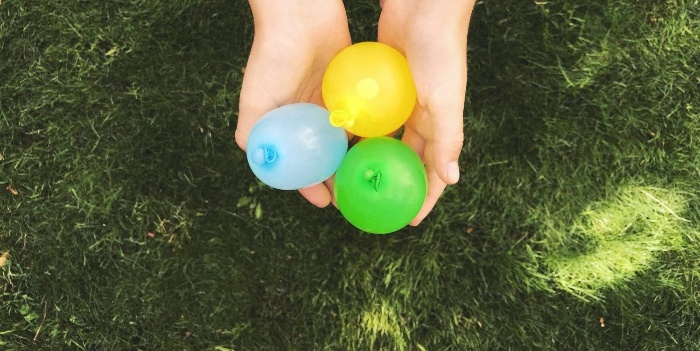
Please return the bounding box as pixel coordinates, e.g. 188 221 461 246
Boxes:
236 0 474 226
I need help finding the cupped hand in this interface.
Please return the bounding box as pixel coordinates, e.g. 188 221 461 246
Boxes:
378 0 475 225
236 0 351 207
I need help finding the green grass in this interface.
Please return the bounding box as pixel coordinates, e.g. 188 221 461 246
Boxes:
2 0 700 349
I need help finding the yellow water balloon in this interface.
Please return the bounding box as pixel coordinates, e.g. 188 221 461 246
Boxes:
322 42 417 137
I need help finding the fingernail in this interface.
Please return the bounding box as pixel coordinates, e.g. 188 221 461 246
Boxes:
447 161 460 183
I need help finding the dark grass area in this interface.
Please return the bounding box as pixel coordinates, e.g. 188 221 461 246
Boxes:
2 0 700 349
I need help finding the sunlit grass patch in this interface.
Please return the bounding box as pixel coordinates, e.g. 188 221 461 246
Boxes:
361 299 409 350
543 185 690 300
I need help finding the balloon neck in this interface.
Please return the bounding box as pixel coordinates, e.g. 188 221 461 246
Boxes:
252 146 277 166
330 110 354 129
356 78 379 100
363 169 382 191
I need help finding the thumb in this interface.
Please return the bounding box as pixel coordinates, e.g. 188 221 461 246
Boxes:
429 128 463 185
235 38 294 151
235 71 278 152
423 95 465 185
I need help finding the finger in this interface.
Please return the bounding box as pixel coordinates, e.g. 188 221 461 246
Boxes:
325 175 338 208
409 167 447 226
400 126 426 160
298 183 332 208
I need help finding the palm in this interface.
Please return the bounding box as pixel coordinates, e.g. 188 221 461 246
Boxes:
236 5 351 207
378 4 469 225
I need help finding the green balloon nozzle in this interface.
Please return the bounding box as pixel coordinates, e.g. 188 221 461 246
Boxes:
251 146 277 166
363 169 382 191
329 110 355 129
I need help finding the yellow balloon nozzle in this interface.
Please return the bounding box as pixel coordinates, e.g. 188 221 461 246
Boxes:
330 110 354 129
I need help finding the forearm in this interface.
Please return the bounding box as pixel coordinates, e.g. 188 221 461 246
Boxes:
381 0 476 35
249 0 346 32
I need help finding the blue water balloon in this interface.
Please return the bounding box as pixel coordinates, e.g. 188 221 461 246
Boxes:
246 103 348 190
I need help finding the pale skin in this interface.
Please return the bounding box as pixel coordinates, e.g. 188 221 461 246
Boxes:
236 0 476 226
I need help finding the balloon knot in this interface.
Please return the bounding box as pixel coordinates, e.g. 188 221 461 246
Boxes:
364 169 382 191
330 110 354 129
252 147 276 165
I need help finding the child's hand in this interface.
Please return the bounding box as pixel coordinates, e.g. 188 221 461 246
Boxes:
236 0 351 208
378 0 476 225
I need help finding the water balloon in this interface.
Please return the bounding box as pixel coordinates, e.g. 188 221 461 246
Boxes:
246 103 347 190
334 137 427 234
322 42 417 137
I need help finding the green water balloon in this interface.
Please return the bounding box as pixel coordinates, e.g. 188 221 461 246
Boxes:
334 137 427 234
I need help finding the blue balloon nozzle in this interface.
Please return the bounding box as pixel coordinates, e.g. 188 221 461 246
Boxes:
252 147 277 166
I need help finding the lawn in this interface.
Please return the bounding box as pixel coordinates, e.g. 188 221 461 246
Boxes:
1 0 700 350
